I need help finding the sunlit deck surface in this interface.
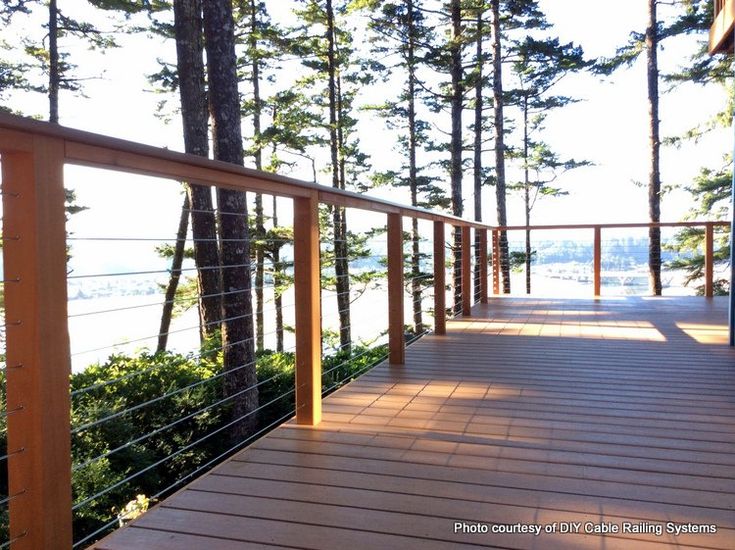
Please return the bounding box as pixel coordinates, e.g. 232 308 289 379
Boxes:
96 296 735 549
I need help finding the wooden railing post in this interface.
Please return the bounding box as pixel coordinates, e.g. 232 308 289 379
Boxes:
461 225 472 316
705 222 714 298
2 136 73 549
294 192 322 425
433 221 446 335
388 213 405 364
479 228 488 303
593 226 602 297
492 229 500 295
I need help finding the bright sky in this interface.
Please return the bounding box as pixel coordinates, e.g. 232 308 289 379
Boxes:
2 0 732 266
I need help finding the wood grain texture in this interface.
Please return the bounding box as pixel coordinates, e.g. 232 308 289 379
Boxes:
594 226 602 296
709 0 735 54
705 223 714 298
388 213 405 364
94 297 735 549
294 193 322 425
492 229 500 295
2 137 73 549
433 221 446 336
479 229 488 304
461 225 471 316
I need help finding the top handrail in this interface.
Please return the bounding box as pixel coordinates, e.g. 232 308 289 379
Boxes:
0 113 728 233
0 112 489 229
495 221 728 231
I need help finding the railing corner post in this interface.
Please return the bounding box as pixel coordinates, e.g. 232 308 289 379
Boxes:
388 213 405 364
294 192 322 425
2 135 73 549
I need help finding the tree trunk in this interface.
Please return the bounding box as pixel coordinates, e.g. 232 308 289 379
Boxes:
523 94 531 294
173 0 222 342
48 0 59 123
203 0 258 441
491 0 510 294
271 165 284 352
449 0 464 315
407 0 422 332
646 0 662 296
157 194 190 353
250 0 266 351
326 0 351 350
473 8 484 303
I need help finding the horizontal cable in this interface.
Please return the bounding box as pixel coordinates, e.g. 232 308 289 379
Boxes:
2 363 23 372
330 255 386 262
321 345 388 378
60 409 308 545
322 352 387 396
70 334 260 397
323 333 387 355
72 388 294 512
73 364 294 472
320 323 385 341
182 207 287 218
0 447 25 462
150 408 295 502
70 309 256 358
67 262 253 280
1 405 24 417
72 516 125 549
0 489 26 508
0 531 27 549
68 287 294 320
406 329 431 345
71 357 258 434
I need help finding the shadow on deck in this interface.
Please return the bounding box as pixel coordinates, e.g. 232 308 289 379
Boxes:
95 296 735 550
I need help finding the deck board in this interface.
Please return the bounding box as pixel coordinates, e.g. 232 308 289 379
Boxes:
94 296 735 549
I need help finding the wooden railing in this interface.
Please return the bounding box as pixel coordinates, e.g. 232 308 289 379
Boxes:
0 113 491 548
494 222 729 298
0 113 729 548
710 0 734 53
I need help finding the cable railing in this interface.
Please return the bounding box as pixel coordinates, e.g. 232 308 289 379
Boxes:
492 222 730 298
0 113 489 549
0 113 729 549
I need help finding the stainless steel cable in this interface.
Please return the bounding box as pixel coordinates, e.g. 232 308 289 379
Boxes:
71 357 258 434
73 360 294 472
72 389 295 512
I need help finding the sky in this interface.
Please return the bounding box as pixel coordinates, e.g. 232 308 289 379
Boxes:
1 0 732 266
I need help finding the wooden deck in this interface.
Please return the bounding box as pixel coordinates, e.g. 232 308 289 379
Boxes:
95 296 735 550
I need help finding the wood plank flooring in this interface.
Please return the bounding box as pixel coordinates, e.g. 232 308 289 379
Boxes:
94 296 735 549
